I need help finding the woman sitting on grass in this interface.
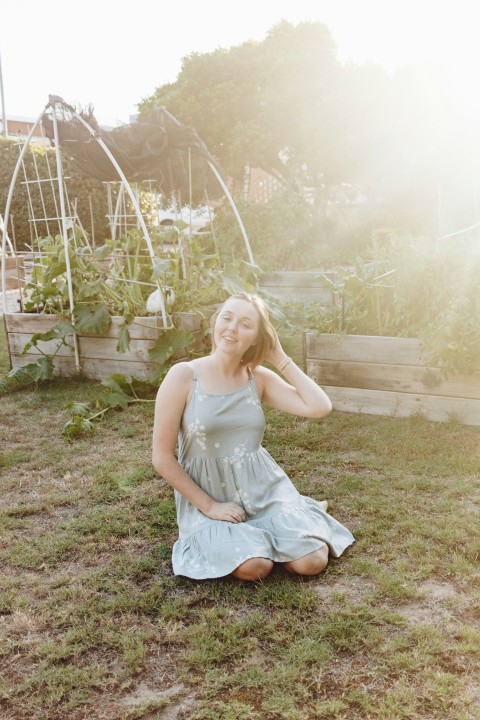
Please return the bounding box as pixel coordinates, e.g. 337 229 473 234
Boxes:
152 293 354 581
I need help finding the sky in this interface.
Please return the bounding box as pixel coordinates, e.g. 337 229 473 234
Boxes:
1 0 479 127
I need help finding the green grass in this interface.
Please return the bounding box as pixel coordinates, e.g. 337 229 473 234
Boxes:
1 320 479 719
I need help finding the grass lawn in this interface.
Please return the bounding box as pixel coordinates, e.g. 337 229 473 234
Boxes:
1 318 479 720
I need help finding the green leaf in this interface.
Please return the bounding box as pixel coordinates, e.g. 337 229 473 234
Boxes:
93 244 111 260
4 365 36 385
101 373 157 398
101 391 131 410
100 375 134 409
0 358 54 391
22 321 75 352
50 321 77 338
116 322 131 353
101 375 130 394
27 357 55 381
76 280 104 302
73 303 111 334
43 260 67 283
64 401 91 417
148 329 193 366
221 273 250 295
63 416 95 440
151 257 174 278
128 376 158 396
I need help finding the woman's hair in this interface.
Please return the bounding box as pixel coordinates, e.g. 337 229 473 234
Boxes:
210 293 276 367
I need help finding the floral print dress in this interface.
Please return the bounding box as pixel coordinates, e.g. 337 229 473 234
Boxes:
172 362 355 579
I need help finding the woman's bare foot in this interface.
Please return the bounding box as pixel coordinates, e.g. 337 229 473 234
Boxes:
319 500 328 511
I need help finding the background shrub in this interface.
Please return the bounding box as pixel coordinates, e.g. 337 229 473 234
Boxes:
0 138 109 251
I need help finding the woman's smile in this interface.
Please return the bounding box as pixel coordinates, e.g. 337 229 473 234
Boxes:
214 298 260 354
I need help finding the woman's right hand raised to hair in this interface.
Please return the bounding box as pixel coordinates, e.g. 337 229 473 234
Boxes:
203 501 246 523
265 327 289 370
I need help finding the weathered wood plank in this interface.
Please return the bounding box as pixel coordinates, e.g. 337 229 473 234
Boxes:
8 333 76 358
323 386 480 426
259 287 333 304
5 312 205 380
305 332 428 366
4 312 202 337
307 359 480 400
80 317 164 340
304 332 480 425
8 334 155 362
9 353 158 380
258 271 335 305
4 314 63 334
0 257 25 290
260 271 334 288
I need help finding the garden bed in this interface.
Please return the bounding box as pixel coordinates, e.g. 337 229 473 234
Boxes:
4 311 203 381
0 256 26 290
259 270 334 305
304 332 480 426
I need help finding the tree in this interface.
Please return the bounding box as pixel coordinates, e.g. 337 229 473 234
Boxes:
138 21 339 188
138 21 480 243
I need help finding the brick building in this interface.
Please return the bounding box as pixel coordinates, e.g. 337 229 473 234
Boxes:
229 164 284 204
0 115 48 144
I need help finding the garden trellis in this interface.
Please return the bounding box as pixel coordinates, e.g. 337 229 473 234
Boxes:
1 95 255 374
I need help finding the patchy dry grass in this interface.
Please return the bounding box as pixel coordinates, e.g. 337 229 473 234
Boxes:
1 321 479 719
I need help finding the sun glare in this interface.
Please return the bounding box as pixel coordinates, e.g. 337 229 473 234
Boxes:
444 52 480 121
331 3 480 119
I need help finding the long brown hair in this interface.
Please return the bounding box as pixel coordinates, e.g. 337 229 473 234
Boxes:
210 293 276 367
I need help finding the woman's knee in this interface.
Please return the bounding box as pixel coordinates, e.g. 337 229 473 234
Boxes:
284 545 329 576
232 557 274 581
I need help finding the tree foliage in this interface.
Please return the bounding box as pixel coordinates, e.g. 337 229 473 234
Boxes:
138 21 398 196
139 21 340 186
139 20 480 240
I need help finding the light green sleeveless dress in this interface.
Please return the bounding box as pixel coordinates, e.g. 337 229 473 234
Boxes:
172 362 354 579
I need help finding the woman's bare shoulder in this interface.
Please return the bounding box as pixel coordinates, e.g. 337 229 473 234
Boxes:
251 364 276 395
252 364 276 378
159 361 194 393
164 362 193 382
165 361 194 379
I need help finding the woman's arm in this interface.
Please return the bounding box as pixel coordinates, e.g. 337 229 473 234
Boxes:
254 332 332 418
152 363 246 522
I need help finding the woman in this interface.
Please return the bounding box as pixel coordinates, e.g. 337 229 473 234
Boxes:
152 293 354 581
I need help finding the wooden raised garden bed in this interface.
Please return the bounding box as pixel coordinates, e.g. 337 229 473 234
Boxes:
304 332 480 426
259 271 334 305
0 257 26 291
4 311 204 381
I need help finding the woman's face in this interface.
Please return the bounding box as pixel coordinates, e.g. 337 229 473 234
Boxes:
213 298 260 358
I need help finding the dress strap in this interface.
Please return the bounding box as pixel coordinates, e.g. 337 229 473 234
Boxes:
191 361 198 381
247 366 254 380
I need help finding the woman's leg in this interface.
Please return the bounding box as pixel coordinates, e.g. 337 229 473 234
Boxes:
232 557 274 581
283 544 329 576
